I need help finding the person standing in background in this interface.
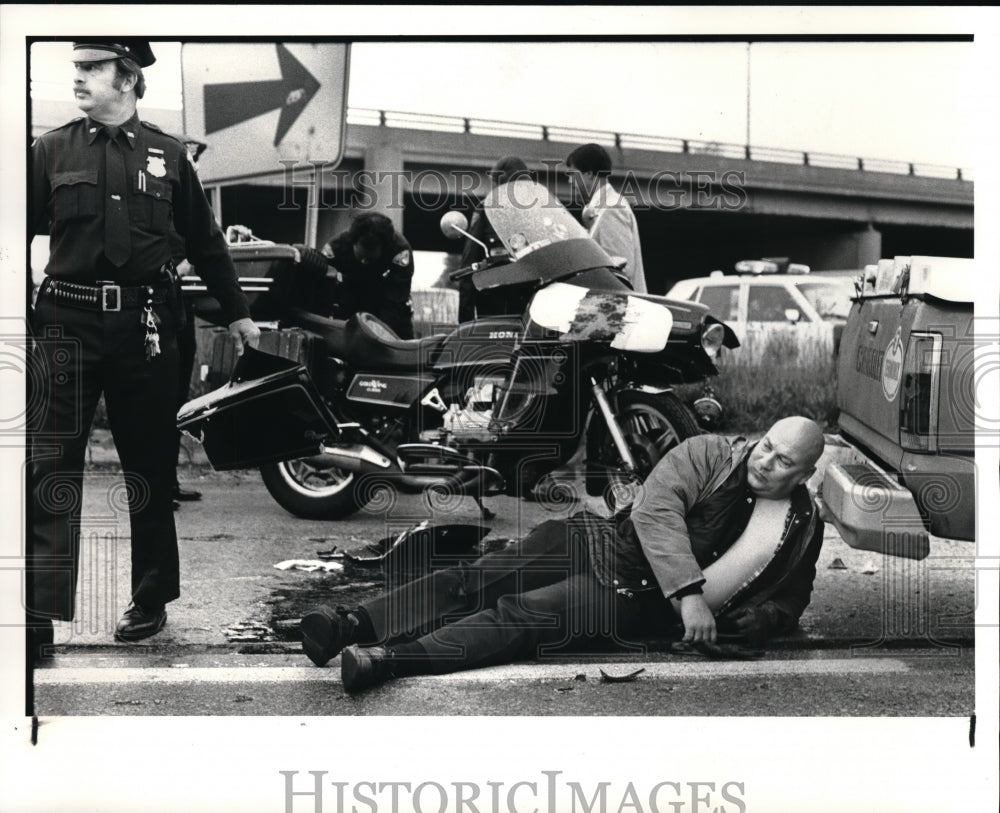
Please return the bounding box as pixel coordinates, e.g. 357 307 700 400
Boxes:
565 142 647 293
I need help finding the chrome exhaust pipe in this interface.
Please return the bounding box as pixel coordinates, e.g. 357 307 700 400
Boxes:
302 444 397 473
303 444 504 494
394 466 505 495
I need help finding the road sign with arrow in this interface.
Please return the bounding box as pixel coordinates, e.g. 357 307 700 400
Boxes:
181 42 349 183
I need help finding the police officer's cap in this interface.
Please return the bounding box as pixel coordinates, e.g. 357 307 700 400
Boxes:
72 40 156 68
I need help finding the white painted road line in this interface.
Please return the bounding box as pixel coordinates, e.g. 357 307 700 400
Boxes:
33 657 910 685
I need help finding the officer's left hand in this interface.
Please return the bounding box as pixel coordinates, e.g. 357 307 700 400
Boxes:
228 317 261 356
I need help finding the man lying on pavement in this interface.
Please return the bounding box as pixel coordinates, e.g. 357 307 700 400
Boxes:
300 416 827 693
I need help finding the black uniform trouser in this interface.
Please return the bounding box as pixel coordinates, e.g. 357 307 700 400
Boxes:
27 295 180 623
171 301 196 486
360 519 675 674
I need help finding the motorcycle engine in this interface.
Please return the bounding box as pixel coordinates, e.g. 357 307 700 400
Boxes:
418 377 502 443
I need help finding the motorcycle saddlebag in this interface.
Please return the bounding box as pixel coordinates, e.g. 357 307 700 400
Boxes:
177 346 338 470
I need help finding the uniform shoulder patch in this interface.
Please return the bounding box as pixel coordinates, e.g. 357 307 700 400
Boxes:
392 249 411 267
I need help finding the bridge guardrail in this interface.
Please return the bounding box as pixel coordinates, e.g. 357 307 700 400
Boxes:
347 107 972 182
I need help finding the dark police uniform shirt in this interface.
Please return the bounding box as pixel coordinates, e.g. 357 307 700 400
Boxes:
322 230 415 338
31 112 250 324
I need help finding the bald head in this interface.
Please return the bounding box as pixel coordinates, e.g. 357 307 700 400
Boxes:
746 416 825 499
770 417 826 464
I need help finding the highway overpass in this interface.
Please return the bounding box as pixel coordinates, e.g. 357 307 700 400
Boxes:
31 102 973 293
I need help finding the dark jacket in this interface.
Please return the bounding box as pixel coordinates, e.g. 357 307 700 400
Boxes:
321 230 415 339
581 434 824 634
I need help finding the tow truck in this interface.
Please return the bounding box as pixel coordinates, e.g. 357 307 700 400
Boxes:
818 256 976 559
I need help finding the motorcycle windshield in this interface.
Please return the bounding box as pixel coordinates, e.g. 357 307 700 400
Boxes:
483 179 591 259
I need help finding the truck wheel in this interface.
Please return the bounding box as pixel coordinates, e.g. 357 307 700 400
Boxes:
259 458 366 519
585 390 701 504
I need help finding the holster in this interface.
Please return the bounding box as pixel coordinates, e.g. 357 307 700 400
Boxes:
161 260 187 331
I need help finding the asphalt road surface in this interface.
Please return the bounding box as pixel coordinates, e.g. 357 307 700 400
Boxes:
28 459 978 718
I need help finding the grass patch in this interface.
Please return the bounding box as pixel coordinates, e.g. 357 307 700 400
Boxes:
678 335 840 435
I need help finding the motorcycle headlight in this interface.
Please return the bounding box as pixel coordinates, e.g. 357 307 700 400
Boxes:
700 322 725 357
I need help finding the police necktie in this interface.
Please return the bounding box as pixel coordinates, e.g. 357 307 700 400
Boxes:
104 126 131 266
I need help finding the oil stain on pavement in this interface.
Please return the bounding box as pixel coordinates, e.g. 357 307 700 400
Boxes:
226 527 513 649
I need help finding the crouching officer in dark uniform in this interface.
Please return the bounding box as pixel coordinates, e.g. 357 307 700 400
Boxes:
320 212 415 339
27 40 259 656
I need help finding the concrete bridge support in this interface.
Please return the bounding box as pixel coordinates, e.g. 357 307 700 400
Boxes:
810 224 883 271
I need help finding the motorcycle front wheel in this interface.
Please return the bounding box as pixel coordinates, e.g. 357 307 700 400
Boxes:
259 459 367 519
585 390 701 505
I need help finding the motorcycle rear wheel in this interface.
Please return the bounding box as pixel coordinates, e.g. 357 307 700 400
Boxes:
259 459 367 519
585 390 701 505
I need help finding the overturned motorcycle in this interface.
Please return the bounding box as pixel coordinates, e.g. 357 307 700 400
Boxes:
178 180 738 519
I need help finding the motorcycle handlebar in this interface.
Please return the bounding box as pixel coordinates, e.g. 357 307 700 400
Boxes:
448 264 481 282
448 256 512 283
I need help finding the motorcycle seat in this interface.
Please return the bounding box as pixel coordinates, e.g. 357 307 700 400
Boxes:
286 308 351 355
346 313 447 371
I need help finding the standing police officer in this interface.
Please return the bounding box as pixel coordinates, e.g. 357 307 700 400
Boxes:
28 40 259 653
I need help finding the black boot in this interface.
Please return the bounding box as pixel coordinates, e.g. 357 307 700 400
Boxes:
300 606 361 667
172 484 202 502
115 603 167 642
340 645 399 694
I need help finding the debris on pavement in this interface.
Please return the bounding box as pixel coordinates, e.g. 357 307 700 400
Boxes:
828 557 848 569
599 667 646 683
342 523 490 578
224 622 275 642
274 559 345 573
315 547 344 560
861 560 880 575
273 619 303 634
324 581 381 592
668 641 763 660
